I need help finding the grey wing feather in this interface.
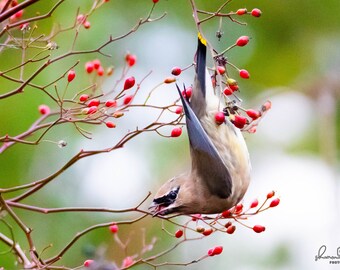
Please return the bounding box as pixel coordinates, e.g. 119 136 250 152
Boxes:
176 85 232 198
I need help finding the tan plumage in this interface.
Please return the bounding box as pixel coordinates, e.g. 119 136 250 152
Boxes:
150 34 251 216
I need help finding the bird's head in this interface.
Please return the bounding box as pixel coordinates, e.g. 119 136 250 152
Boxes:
149 175 190 216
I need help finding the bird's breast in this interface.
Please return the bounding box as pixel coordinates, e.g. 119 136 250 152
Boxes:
199 111 251 206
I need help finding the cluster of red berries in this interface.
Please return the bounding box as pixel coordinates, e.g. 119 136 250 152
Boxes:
219 191 279 234
78 94 125 128
213 100 271 130
236 8 262 17
49 53 137 129
210 7 266 130
171 191 280 240
88 223 133 268
85 59 109 76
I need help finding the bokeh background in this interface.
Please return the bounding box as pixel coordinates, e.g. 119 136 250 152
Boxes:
1 0 340 269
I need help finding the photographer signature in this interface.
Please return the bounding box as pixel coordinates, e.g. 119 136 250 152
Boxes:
315 245 340 262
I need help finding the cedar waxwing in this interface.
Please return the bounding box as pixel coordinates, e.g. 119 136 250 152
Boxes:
150 33 251 216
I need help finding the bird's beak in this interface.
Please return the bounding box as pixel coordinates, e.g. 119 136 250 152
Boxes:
148 201 165 216
149 201 178 216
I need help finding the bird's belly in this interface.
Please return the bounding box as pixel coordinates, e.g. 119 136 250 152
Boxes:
199 113 251 211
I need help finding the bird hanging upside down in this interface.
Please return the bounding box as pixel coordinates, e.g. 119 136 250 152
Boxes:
150 33 251 216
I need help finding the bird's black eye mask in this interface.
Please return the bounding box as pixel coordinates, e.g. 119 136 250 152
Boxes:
153 187 180 207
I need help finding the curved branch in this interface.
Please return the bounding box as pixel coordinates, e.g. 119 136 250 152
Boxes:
44 214 148 265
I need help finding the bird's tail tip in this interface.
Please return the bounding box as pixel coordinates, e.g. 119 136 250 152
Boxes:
198 32 207 46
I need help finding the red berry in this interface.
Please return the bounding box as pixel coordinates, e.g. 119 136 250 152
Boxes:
211 76 217 88
122 257 134 268
236 36 250 47
87 99 100 107
250 198 259 208
123 76 135 90
249 126 257 133
38 104 50 115
109 224 118 233
213 246 223 255
236 8 247 15
217 66 225 75
152 0 159 3
106 121 116 128
87 106 97 114
85 62 94 73
79 94 89 102
83 21 91 29
251 8 262 17
223 87 233 96
20 23 29 31
164 77 176 84
225 221 232 228
226 225 236 234
191 214 201 221
175 229 183 238
262 101 272 111
221 209 231 218
215 112 225 125
208 248 215 256
267 191 275 199
123 95 133 105
67 70 76 82
234 203 243 213
202 228 213 236
232 115 247 129
239 69 250 79
84 259 94 267
270 198 280 208
253 225 266 233
105 100 117 107
14 9 23 19
175 106 183 114
182 86 192 98
171 127 182 138
126 54 137 67
171 67 182 76
229 84 239 91
97 66 104 76
93 59 101 70
77 14 85 24
246 109 261 120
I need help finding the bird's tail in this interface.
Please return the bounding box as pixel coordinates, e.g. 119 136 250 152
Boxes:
189 33 209 119
196 32 207 98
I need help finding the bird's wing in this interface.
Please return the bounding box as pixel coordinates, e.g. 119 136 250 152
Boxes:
176 85 232 199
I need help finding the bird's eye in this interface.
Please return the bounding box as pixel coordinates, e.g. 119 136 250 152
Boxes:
168 190 178 200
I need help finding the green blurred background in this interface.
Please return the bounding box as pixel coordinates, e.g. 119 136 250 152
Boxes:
1 0 339 269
